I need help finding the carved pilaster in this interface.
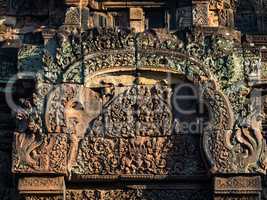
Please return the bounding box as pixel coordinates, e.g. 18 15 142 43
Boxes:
243 47 261 85
18 176 65 200
192 1 209 26
214 176 262 200
129 8 144 32
63 6 90 31
177 6 193 29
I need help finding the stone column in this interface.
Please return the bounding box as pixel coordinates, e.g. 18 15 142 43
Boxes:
18 176 65 200
214 175 262 200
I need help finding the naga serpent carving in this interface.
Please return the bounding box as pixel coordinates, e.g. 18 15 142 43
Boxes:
12 29 267 178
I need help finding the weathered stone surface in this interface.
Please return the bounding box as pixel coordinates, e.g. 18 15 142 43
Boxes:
214 176 262 200
66 188 213 200
12 28 267 178
0 0 267 199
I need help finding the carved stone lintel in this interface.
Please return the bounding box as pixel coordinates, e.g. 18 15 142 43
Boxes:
11 29 267 200
19 177 65 193
214 175 262 200
19 176 65 200
24 195 64 200
66 188 213 200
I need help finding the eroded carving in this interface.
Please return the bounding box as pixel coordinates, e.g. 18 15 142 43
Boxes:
71 83 208 176
13 132 68 173
66 189 212 200
12 29 267 179
214 176 262 200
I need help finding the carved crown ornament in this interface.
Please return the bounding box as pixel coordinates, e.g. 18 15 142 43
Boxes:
13 28 267 181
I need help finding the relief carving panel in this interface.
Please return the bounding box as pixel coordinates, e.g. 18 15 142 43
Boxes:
12 29 267 181
71 83 207 176
66 189 212 200
23 196 63 200
13 132 68 173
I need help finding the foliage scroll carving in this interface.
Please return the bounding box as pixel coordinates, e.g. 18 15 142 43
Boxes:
12 28 267 178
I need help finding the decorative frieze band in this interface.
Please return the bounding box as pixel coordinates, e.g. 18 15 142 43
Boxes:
214 176 262 200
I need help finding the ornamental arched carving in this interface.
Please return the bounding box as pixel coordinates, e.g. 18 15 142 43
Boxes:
13 29 267 179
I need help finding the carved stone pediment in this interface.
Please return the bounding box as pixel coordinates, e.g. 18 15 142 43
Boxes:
13 29 267 185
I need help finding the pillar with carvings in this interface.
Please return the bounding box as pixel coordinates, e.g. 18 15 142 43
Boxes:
191 1 264 199
63 0 89 31
192 0 237 28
